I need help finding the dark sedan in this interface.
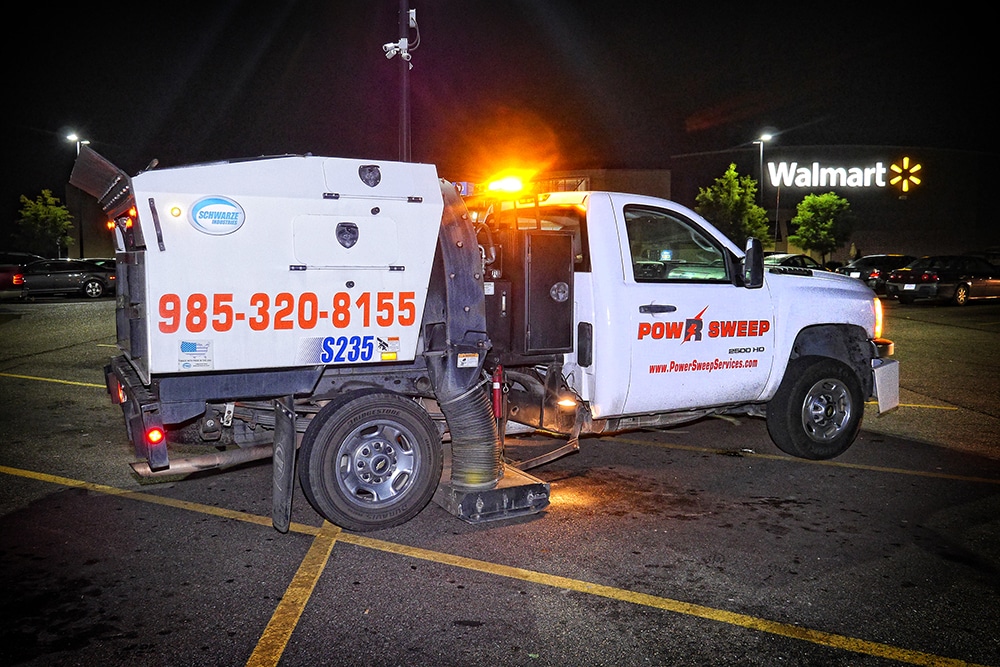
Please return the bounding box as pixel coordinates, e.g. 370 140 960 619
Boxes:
14 259 115 299
1 251 46 298
885 255 1000 305
836 254 916 294
763 253 827 270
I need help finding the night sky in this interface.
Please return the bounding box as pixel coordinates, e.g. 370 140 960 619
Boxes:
6 1 986 230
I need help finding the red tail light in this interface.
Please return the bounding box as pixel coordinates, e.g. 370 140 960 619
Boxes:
146 427 166 445
12 273 24 285
890 269 937 283
868 268 881 279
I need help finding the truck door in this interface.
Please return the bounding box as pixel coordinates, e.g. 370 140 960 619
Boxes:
607 197 775 415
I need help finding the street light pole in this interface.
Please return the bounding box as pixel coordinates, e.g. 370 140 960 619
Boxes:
66 133 90 155
65 133 90 257
753 133 772 205
383 3 419 162
398 0 410 162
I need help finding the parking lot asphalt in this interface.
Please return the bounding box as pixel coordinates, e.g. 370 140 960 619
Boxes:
1 298 998 666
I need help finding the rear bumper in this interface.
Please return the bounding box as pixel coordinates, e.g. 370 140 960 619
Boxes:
886 282 953 301
106 356 169 470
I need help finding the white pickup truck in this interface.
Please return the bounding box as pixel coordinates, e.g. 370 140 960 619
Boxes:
70 148 898 533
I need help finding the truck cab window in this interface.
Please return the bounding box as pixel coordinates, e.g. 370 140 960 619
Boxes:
624 205 728 282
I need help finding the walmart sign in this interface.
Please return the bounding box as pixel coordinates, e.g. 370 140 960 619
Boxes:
766 157 921 193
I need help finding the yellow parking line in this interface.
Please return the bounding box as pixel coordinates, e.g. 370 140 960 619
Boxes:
0 371 104 389
866 400 958 411
0 464 987 667
338 533 981 667
897 403 959 410
246 521 340 667
0 465 283 529
613 438 1000 485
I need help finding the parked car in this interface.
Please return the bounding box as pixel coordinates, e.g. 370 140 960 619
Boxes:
963 247 1000 267
1 251 46 298
885 255 1000 305
836 254 917 294
0 251 46 266
763 253 827 270
14 259 115 299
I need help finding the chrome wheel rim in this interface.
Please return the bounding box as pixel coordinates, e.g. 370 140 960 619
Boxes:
800 378 852 442
335 422 418 507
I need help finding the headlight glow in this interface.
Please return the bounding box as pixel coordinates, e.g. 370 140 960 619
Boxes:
874 297 884 339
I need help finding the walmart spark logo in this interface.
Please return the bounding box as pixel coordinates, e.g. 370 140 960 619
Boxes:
889 156 922 193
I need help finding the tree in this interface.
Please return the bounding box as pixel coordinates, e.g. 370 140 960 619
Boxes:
787 192 853 264
13 190 75 257
694 163 769 246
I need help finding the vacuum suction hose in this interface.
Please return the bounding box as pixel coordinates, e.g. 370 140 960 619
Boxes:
440 381 503 489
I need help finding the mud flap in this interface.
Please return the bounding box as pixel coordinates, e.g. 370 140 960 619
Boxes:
872 358 900 414
271 396 296 533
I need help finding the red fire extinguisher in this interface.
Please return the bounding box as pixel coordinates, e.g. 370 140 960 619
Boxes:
491 364 504 419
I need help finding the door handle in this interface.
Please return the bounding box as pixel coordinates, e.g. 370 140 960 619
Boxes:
639 304 677 314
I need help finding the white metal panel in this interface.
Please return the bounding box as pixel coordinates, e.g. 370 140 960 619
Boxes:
130 156 443 375
572 192 633 417
292 215 401 268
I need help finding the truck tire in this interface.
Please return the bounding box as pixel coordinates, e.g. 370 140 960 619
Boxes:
298 391 442 532
766 357 863 460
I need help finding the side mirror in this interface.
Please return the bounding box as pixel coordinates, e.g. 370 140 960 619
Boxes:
743 238 764 289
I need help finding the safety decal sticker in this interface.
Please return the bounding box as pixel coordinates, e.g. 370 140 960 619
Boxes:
296 335 402 365
179 340 213 371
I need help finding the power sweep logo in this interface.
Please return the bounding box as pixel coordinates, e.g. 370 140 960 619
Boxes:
637 306 770 343
641 306 769 375
682 306 707 343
